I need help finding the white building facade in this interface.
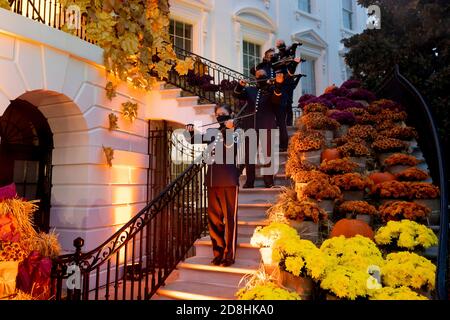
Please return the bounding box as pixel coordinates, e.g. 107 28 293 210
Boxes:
0 0 368 252
168 0 367 100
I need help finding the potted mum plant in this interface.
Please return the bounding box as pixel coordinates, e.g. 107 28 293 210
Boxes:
381 252 435 298
371 137 408 163
382 153 421 175
374 220 438 254
328 110 356 137
369 286 428 300
331 173 373 200
272 236 328 300
267 189 327 243
298 179 342 214
395 167 430 182
288 130 325 166
407 182 440 224
250 222 299 273
285 200 328 244
319 158 359 175
319 235 384 300
297 113 340 146
378 200 431 222
237 281 300 300
337 141 372 171
337 201 378 225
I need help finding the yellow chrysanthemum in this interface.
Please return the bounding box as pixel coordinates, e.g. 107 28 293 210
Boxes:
382 252 436 290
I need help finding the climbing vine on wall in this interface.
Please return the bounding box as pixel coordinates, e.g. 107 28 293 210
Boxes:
60 0 194 97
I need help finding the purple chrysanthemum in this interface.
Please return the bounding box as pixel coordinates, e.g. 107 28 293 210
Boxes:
329 110 357 125
347 88 376 102
341 79 362 89
331 97 365 110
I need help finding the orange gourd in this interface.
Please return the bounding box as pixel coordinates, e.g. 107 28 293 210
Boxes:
321 148 341 162
369 172 396 185
330 218 374 239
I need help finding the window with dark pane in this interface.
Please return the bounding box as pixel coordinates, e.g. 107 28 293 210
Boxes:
169 19 193 51
301 59 316 95
298 0 311 13
342 0 354 30
242 41 261 77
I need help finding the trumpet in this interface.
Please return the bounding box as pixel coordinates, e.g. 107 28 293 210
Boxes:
244 73 307 85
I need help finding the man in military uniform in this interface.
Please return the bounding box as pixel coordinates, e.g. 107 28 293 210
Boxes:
233 71 285 188
184 105 239 267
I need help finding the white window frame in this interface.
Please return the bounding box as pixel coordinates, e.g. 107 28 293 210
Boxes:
300 58 317 96
298 0 312 14
342 0 354 31
242 40 262 77
169 19 193 52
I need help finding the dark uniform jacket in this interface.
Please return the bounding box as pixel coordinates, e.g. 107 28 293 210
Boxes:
232 82 283 130
255 61 300 110
185 128 240 187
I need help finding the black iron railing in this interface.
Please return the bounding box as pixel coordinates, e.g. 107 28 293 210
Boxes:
50 160 208 300
167 45 252 110
376 65 449 300
8 0 93 43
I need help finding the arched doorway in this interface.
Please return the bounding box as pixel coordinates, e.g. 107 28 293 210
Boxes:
0 99 53 232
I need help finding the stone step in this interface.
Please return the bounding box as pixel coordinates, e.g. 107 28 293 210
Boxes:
193 104 216 116
238 187 282 205
256 161 287 174
238 218 269 237
156 280 238 300
239 174 291 188
159 88 182 99
238 203 271 219
177 256 258 287
194 236 260 261
177 96 199 107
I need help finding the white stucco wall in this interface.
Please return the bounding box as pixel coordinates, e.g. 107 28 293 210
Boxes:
0 9 153 251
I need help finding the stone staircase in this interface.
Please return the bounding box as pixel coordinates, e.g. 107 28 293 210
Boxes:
152 132 294 300
149 82 216 125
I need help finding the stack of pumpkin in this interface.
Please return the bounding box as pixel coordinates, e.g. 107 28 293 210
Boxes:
237 79 441 301
0 183 61 300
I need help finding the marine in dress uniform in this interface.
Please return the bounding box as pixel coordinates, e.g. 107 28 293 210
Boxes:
184 105 240 267
233 71 285 188
275 40 303 127
253 48 302 151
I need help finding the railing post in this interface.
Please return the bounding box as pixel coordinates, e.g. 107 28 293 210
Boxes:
71 237 84 300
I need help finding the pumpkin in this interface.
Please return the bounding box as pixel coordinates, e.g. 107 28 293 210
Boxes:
321 148 341 162
324 84 337 94
369 172 396 185
330 218 374 239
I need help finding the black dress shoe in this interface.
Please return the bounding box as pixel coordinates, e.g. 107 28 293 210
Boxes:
264 183 274 188
211 257 222 266
221 258 235 267
242 183 254 189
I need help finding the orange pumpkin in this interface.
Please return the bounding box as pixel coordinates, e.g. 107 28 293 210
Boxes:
330 218 374 239
369 172 396 185
321 148 341 162
324 84 337 94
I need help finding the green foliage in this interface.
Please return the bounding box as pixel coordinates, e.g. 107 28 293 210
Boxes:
343 0 450 147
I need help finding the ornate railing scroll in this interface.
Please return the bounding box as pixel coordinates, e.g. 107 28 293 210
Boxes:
50 161 208 300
